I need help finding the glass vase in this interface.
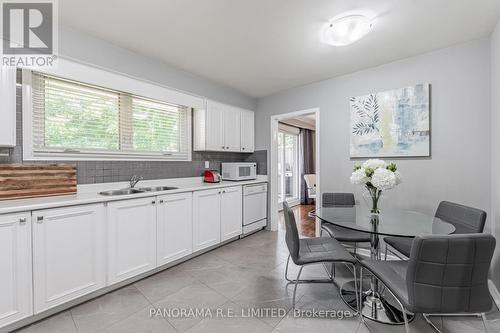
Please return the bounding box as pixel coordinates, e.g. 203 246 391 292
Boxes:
364 185 382 214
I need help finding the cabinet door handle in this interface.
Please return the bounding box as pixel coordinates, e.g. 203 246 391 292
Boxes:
37 216 44 223
19 218 27 224
222 146 225 149
222 190 226 193
152 201 156 205
242 147 245 150
159 200 164 204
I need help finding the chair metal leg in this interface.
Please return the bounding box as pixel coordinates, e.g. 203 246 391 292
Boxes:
292 266 304 309
482 313 489 333
423 314 442 333
403 308 411 333
423 313 489 333
358 267 375 332
389 294 410 333
285 255 292 282
385 287 411 333
287 254 336 284
322 262 335 279
359 267 363 310
351 263 359 314
385 244 408 260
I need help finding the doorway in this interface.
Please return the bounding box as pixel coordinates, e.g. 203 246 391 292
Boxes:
269 108 320 236
278 124 300 207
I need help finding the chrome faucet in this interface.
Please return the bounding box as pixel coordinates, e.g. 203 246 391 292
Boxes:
129 175 144 188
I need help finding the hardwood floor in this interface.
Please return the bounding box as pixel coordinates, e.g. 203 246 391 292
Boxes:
278 204 316 237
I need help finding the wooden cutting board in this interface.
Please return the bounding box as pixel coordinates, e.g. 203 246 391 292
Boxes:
0 164 77 200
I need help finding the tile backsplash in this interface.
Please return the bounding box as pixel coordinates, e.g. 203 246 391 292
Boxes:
0 84 267 184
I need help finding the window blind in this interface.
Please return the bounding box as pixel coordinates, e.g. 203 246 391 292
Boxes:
30 72 190 160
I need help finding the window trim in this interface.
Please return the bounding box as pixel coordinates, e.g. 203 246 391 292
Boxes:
22 63 195 161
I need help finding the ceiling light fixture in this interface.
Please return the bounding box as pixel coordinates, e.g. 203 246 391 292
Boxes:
321 14 374 46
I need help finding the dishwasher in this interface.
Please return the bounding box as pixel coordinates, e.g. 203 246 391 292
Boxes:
242 183 268 237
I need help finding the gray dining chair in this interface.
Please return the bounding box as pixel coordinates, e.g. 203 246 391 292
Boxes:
321 193 371 256
360 233 496 333
384 201 487 259
282 201 359 309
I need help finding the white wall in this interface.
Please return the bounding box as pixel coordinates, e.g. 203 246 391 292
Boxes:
59 26 257 111
257 38 491 219
491 22 500 287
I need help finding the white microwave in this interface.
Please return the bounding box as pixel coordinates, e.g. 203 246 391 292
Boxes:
221 162 257 181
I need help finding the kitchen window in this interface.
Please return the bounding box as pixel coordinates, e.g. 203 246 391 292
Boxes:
23 71 191 161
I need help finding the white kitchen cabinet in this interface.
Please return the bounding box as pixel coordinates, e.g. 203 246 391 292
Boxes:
32 204 106 313
220 186 243 241
157 192 193 266
193 188 221 251
0 67 16 147
240 109 254 152
194 100 253 152
223 105 241 152
107 198 157 284
193 186 242 251
205 100 225 151
0 212 32 327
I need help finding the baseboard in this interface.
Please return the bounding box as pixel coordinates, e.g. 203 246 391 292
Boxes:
489 280 500 311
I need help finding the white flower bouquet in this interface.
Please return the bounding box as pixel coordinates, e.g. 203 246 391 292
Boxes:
350 159 401 213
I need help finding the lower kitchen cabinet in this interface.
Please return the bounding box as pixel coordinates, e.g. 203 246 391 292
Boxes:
220 186 243 241
157 192 193 266
107 198 157 284
193 186 242 251
0 212 32 327
0 180 264 329
193 189 222 251
32 204 106 313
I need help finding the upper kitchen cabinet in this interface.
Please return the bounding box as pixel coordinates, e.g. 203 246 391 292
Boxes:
194 100 254 152
240 109 254 152
223 104 241 151
0 67 17 147
195 100 225 151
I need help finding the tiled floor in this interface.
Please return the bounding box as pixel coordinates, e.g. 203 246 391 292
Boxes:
16 228 500 333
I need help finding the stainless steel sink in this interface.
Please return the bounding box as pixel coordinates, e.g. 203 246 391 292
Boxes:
99 186 178 196
99 188 145 196
138 186 179 192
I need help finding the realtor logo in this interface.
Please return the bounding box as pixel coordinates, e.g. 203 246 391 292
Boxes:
1 0 58 67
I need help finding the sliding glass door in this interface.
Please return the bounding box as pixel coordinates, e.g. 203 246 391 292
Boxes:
278 126 300 206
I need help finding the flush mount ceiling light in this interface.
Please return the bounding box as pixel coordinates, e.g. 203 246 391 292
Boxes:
321 14 374 46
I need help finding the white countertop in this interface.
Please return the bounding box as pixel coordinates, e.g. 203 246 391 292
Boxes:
0 176 268 215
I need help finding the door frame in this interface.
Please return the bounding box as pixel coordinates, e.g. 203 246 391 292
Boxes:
269 108 320 236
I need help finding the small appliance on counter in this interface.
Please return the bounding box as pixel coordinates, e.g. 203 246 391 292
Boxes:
221 162 257 181
203 170 221 183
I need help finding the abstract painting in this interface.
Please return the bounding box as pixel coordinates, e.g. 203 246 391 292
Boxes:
350 83 430 157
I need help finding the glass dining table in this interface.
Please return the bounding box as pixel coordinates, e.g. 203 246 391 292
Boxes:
315 204 455 325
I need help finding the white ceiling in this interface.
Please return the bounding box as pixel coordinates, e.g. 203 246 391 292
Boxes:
60 0 500 98
281 114 316 130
